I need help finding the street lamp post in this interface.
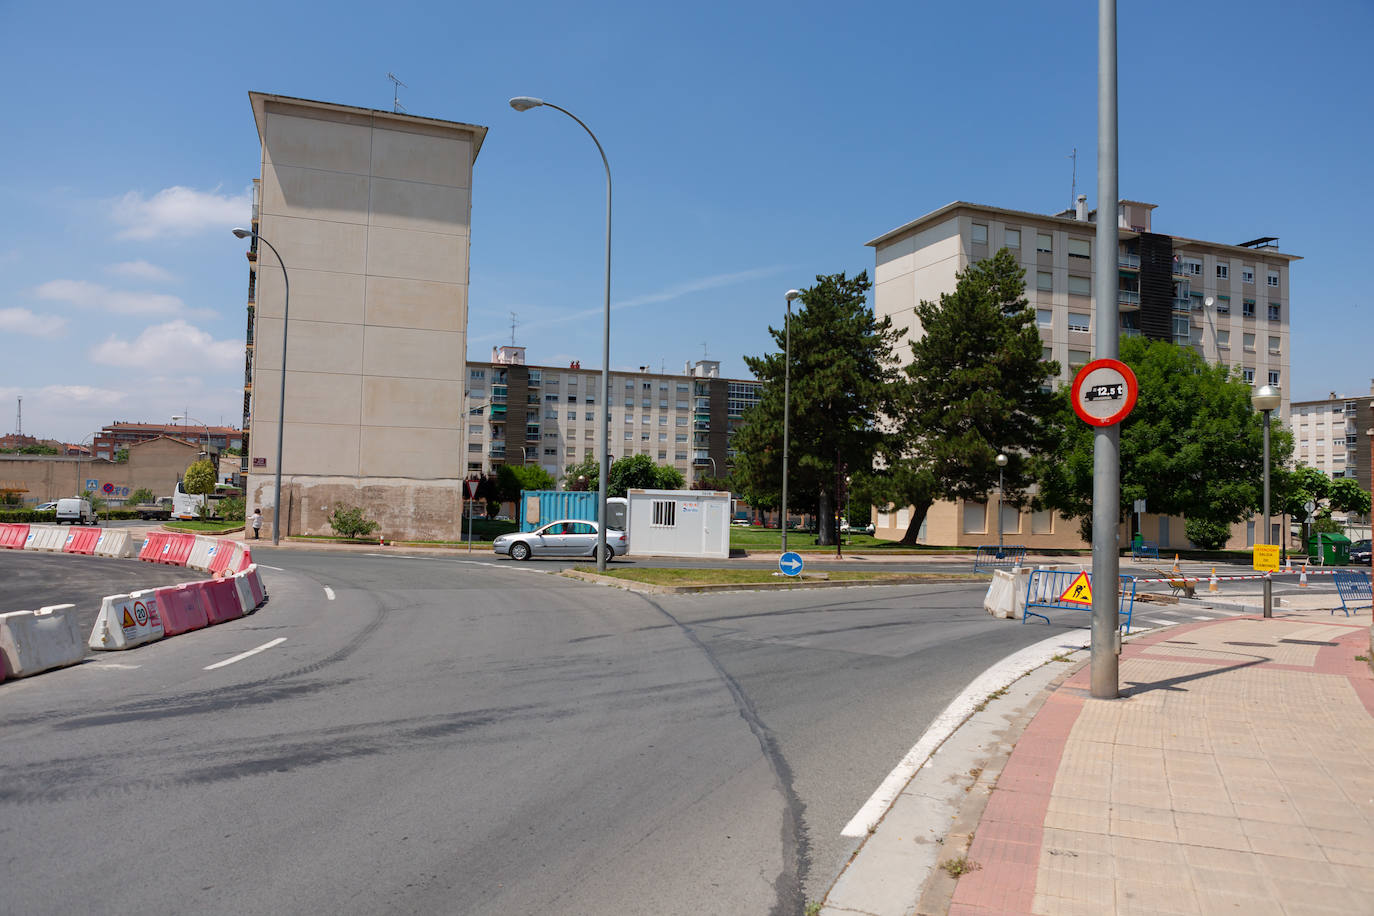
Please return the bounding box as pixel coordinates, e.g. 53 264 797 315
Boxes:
995 453 1008 556
1252 384 1281 618
171 415 211 458
232 227 289 546
782 289 802 554
510 96 613 572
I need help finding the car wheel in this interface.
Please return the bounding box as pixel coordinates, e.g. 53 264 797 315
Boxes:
601 544 615 563
510 542 531 561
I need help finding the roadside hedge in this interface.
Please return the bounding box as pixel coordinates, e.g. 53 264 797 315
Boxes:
0 509 141 523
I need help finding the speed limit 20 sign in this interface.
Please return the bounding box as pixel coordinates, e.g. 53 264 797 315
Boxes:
1071 358 1138 427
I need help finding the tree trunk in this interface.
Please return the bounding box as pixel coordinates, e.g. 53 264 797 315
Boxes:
899 499 933 545
817 489 834 546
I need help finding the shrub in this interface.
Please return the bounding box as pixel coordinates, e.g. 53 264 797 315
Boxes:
1184 517 1232 551
128 488 156 505
218 496 246 521
329 504 379 540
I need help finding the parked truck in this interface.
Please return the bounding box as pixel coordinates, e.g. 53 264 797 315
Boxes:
134 496 174 521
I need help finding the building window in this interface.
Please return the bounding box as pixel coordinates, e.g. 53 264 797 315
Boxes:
1267 270 1280 288
585 430 593 439
1268 336 1280 354
566 447 575 457
467 443 483 453
624 431 633 440
1242 268 1254 284
1215 296 1230 314
1036 308 1052 326
545 394 558 402
658 450 667 459
659 432 668 441
659 416 668 426
1173 316 1190 341
468 424 483 436
1269 370 1281 386
1030 509 1054 536
1036 233 1053 254
1241 367 1255 384
1067 312 1090 332
676 417 688 427
568 395 577 403
545 410 558 419
1068 238 1091 261
544 431 558 440
971 223 988 244
674 451 687 460
1242 299 1256 318
469 369 485 380
962 501 987 535
1243 332 1256 352
1005 228 1020 248
543 448 557 456
1068 349 1089 370
1042 347 1053 362
1268 302 1281 321
1216 263 1229 279
1216 329 1230 349
1037 272 1053 292
1067 275 1091 297
676 433 688 442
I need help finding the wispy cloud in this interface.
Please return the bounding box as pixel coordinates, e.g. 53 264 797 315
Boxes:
469 266 786 344
107 260 177 283
36 279 186 316
0 307 67 338
38 385 127 406
89 320 241 371
111 185 251 240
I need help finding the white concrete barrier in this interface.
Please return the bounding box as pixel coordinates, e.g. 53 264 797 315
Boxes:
232 574 255 614
93 529 134 558
0 604 84 677
187 536 217 572
984 565 1081 620
25 525 66 552
88 592 165 651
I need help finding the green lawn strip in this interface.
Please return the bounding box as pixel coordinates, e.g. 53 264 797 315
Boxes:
570 566 983 586
165 521 243 534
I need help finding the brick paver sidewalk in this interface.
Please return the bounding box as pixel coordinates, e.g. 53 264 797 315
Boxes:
948 610 1374 916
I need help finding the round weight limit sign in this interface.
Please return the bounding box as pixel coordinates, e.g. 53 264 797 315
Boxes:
1071 358 1138 427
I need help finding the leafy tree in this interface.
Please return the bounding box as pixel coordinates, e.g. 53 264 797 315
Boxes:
329 504 379 539
80 489 107 514
114 448 129 464
731 271 905 545
128 487 156 506
1039 336 1266 542
183 459 217 519
493 464 556 505
564 456 599 491
880 249 1058 544
606 454 684 498
1183 518 1232 551
693 473 733 493
1328 478 1372 519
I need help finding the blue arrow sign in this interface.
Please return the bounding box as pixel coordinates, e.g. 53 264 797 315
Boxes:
779 551 804 577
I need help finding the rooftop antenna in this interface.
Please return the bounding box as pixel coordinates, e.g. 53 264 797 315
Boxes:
1068 147 1078 211
387 72 408 113
509 311 520 346
701 341 709 359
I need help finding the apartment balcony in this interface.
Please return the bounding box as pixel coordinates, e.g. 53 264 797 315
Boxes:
1118 253 1140 270
1173 298 1193 313
693 455 713 467
1117 289 1140 309
488 448 507 458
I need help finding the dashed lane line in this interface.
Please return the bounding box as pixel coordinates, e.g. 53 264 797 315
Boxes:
204 637 287 671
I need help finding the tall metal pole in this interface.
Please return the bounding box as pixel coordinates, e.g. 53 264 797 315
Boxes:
1262 408 1273 618
509 99 612 572
997 463 1005 554
243 232 290 548
782 292 796 555
1091 0 1121 699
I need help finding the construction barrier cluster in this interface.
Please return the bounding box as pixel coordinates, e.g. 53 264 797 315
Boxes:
1 530 269 681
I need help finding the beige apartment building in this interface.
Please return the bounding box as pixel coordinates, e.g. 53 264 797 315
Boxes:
240 92 486 540
1290 384 1373 533
867 197 1301 550
463 347 762 488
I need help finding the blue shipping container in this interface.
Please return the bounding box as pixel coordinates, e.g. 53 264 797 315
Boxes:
518 491 626 532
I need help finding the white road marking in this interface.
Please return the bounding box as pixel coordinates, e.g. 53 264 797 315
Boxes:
86 662 141 670
841 628 1094 838
323 586 335 600
204 637 287 670
255 564 284 570
1192 615 1213 621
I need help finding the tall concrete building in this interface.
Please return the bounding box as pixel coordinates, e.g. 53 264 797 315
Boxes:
241 92 486 539
462 349 762 488
1290 384 1373 533
866 198 1300 549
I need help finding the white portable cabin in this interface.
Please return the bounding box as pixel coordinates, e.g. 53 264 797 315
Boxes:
624 489 732 559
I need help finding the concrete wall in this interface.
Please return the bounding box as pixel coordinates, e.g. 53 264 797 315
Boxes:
245 93 486 539
0 438 199 504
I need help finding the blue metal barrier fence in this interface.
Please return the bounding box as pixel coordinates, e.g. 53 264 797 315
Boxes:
1022 568 1136 633
974 545 1028 572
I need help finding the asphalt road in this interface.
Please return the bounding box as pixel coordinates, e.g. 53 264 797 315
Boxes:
0 547 1305 914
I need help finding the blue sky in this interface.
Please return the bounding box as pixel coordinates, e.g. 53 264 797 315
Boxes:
3 0 1369 444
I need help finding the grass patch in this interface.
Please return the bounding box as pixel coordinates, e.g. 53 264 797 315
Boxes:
569 566 978 586
728 526 971 554
1050 652 1074 662
165 520 243 534
972 686 1009 713
804 902 823 916
940 856 981 878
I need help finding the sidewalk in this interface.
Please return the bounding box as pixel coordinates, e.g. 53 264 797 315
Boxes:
824 606 1374 916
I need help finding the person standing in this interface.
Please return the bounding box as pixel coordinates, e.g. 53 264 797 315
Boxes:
251 508 262 539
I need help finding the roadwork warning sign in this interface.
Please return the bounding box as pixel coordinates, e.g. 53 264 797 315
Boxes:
1057 571 1093 606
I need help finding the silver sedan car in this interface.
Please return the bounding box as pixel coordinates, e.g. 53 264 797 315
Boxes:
492 520 628 562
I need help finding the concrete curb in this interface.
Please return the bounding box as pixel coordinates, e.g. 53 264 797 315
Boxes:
558 569 987 595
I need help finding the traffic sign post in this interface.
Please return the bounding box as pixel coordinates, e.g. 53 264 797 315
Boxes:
779 551 803 578
1071 358 1138 428
465 479 480 553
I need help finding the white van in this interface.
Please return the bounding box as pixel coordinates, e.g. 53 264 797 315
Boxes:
55 498 96 525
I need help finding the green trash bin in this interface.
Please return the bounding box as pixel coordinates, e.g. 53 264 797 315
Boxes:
1306 532 1352 566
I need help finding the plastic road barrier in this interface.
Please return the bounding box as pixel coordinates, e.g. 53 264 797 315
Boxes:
232 574 255 615
159 533 196 566
235 545 254 572
93 529 134 558
138 532 169 563
0 523 30 550
63 526 102 556
152 584 211 635
0 604 84 678
207 541 235 576
187 536 218 572
88 592 165 650
201 578 244 624
26 525 66 552
241 565 267 608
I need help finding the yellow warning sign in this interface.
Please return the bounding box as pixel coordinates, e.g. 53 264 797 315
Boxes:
1253 544 1280 572
1057 571 1093 606
121 607 136 628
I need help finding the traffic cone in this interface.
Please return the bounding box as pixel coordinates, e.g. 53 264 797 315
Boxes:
1299 562 1308 588
1172 554 1181 576
1209 568 1219 593
379 534 384 547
